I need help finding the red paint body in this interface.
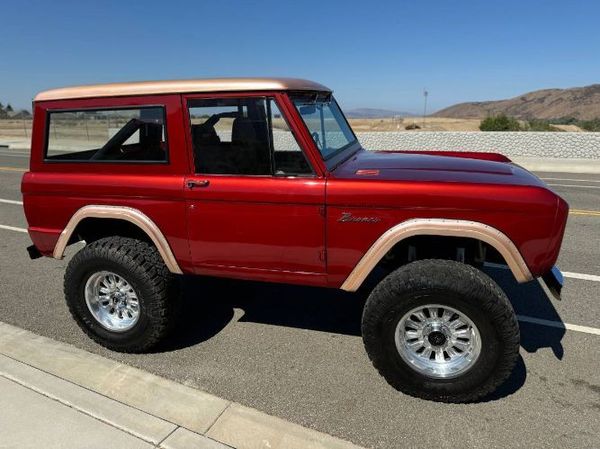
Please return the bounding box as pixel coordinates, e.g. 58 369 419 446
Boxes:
22 90 569 289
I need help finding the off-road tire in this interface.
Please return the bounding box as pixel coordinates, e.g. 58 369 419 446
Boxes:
361 259 519 403
64 236 179 352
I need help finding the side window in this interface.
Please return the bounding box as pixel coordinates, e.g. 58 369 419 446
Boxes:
188 97 312 176
45 107 167 162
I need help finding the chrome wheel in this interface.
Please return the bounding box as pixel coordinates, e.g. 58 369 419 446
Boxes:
395 304 481 379
84 271 140 332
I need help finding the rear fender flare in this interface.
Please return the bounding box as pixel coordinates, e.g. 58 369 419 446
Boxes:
52 205 183 274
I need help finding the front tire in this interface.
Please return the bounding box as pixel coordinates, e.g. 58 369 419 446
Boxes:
64 236 179 352
361 259 519 402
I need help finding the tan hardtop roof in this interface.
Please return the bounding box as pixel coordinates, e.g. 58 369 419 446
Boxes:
34 78 331 102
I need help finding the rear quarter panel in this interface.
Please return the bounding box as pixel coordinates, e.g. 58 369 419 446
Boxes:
22 94 193 271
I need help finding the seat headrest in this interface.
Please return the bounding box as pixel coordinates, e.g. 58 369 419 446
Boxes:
232 117 259 143
140 122 162 147
192 123 220 144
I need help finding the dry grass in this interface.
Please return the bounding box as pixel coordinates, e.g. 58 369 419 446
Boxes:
551 124 584 132
348 117 482 132
0 117 586 143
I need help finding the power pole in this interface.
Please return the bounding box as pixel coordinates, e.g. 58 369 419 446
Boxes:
423 89 428 129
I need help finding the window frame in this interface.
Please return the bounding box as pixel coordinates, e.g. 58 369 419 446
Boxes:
184 94 316 178
266 97 315 177
43 105 170 165
290 94 361 171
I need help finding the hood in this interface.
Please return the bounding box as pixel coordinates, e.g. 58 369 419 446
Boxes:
332 149 546 187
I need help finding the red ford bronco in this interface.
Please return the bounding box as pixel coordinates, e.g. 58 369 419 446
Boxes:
22 78 568 402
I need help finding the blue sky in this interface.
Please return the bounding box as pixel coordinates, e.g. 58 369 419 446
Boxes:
2 0 599 113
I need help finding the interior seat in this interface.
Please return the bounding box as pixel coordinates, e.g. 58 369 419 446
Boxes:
192 123 234 173
231 117 271 174
138 122 164 161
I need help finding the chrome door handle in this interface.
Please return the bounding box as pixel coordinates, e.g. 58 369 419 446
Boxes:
186 179 210 189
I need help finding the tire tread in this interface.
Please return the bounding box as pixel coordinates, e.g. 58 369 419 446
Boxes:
64 236 178 353
362 259 520 403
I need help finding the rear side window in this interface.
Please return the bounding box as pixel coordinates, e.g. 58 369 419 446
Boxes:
45 107 168 162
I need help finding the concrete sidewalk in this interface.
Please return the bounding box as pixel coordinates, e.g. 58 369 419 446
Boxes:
0 322 364 449
0 353 230 449
0 374 167 449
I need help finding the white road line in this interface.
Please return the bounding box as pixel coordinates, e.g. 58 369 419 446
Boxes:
485 262 600 283
0 224 27 233
0 225 597 337
547 183 600 189
0 234 597 283
541 177 600 183
0 198 23 205
0 150 29 157
517 315 600 336
562 271 600 282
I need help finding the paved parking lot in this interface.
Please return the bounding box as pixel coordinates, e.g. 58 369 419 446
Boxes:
1 150 599 449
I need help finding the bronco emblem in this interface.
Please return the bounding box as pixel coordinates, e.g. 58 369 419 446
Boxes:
338 212 381 223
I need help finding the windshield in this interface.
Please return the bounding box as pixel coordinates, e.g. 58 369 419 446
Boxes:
292 94 358 160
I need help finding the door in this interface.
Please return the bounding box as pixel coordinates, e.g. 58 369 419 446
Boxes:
183 93 327 285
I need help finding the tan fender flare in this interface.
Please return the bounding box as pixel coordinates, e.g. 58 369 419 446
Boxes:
340 218 533 292
53 205 183 275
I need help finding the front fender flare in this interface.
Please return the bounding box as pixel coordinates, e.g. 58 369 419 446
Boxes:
340 218 532 291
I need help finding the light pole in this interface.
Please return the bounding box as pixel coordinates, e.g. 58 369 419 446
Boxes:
423 89 428 129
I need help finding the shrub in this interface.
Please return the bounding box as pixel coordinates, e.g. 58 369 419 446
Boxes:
478 115 600 132
525 119 562 132
579 118 600 132
479 114 523 131
552 116 578 125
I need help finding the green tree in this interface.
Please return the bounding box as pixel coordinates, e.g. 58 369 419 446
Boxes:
5 104 13 112
479 114 523 131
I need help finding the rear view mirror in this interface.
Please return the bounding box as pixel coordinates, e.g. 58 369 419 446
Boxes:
299 105 317 115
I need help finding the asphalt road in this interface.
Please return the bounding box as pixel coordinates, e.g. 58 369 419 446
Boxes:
1 150 599 449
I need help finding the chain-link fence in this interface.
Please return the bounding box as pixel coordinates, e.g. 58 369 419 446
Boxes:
0 118 32 139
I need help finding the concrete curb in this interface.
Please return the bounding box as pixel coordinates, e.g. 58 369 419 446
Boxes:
0 322 365 449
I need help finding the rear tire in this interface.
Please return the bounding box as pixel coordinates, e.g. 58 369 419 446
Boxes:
361 259 519 402
64 236 179 353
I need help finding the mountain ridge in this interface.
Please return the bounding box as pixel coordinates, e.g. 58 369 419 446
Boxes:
433 84 600 120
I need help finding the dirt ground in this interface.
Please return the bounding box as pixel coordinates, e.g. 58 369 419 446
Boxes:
0 117 586 141
348 117 483 132
551 124 584 132
347 117 584 132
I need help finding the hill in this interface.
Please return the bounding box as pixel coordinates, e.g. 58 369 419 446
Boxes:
433 84 600 120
